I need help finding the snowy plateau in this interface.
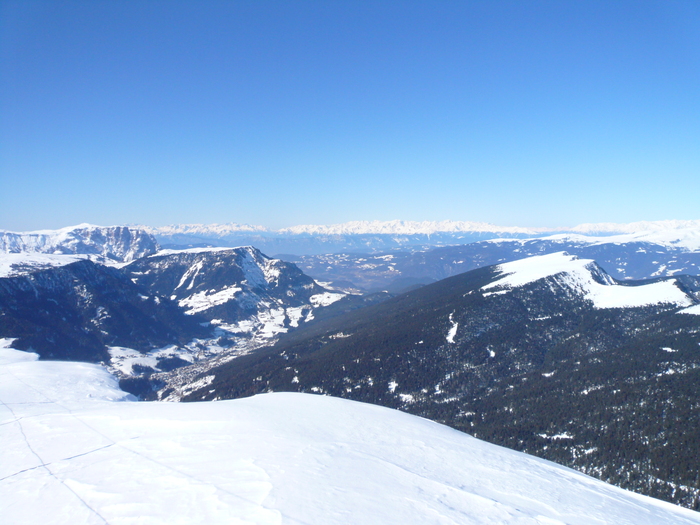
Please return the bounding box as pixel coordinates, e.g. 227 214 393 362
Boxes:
2 342 700 525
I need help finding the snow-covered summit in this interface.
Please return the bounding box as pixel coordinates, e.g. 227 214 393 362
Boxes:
0 224 159 262
125 246 339 347
2 344 699 524
483 252 696 309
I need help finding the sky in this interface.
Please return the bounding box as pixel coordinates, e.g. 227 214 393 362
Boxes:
1 0 699 231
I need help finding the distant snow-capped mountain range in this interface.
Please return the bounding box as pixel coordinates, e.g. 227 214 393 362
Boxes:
140 219 700 237
140 219 700 255
5 219 700 256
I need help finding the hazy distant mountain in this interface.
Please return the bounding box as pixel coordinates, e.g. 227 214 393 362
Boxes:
181 252 700 508
141 219 700 256
143 221 539 255
0 224 159 262
289 231 700 292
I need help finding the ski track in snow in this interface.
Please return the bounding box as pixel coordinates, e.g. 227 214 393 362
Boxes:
2 343 700 524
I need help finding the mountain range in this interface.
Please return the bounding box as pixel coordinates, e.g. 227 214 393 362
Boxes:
3 221 700 514
177 252 700 508
140 219 700 255
287 232 700 292
0 235 350 389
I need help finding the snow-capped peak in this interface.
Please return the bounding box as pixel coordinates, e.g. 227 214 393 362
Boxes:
482 252 694 309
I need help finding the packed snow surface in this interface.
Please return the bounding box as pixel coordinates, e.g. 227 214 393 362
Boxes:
2 345 700 524
483 252 694 309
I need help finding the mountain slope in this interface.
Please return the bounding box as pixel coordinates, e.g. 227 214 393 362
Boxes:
125 247 344 343
0 245 356 393
0 260 209 363
2 344 699 524
182 253 700 508
290 235 700 292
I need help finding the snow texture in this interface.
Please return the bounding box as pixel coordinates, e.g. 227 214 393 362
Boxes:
483 252 694 309
2 345 700 524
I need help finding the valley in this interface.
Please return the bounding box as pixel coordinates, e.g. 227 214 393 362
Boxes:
2 222 700 512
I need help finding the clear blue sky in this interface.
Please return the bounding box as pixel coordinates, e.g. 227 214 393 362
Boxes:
1 0 699 231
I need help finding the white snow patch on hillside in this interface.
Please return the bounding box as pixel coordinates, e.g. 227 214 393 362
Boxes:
483 252 693 309
678 304 700 316
179 285 243 314
310 292 345 307
155 246 249 256
446 312 459 343
2 349 700 524
107 346 158 375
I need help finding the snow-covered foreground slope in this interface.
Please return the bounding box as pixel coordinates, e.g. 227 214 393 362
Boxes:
2 346 699 524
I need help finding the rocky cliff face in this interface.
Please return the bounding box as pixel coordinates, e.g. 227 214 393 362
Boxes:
0 224 160 262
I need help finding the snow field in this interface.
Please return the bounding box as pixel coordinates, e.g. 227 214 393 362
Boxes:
2 346 700 524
